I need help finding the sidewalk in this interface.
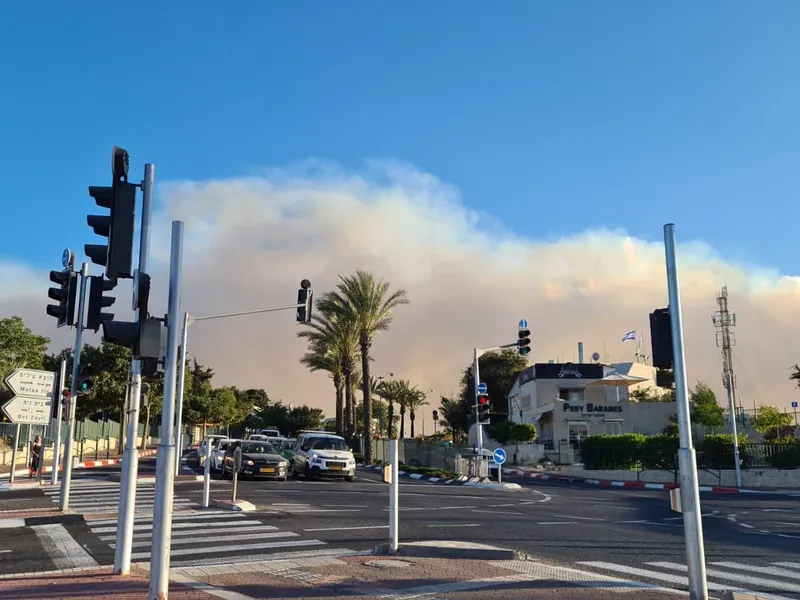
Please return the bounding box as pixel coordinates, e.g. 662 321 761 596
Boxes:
0 449 158 481
0 555 687 599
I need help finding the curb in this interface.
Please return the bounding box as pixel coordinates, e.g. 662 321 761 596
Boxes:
502 468 797 495
0 449 158 482
0 513 84 529
462 481 522 490
373 540 521 560
210 499 256 512
358 464 493 486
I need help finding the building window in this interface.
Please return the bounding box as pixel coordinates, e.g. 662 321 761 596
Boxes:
560 388 584 403
520 395 531 409
568 421 589 442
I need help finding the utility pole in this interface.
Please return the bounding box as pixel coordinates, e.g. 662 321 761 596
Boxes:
712 286 742 488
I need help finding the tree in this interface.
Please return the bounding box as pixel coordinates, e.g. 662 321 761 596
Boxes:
630 387 674 402
752 405 792 436
690 382 724 429
0 317 50 404
790 365 800 388
182 360 215 436
377 379 404 438
300 348 343 435
438 395 469 442
489 421 538 445
318 271 409 462
459 350 528 414
405 386 428 438
251 401 324 436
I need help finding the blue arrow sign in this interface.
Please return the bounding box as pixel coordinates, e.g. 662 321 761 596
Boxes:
519 319 528 329
492 448 507 465
792 401 798 408
477 382 487 394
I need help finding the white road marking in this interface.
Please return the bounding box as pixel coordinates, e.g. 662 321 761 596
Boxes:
88 511 246 527
118 531 298 549
32 524 99 569
303 525 388 532
426 523 481 528
651 561 800 593
130 539 325 560
552 514 606 521
0 550 10 553
322 504 367 508
471 509 524 516
98 524 278 541
593 504 638 510
537 521 577 525
710 562 800 582
0 519 25 528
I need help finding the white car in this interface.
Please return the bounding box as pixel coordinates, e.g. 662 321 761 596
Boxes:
210 439 239 472
291 433 356 481
197 435 228 467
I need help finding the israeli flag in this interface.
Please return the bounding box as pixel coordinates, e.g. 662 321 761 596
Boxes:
621 330 636 342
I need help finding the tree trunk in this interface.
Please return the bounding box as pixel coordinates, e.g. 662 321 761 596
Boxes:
410 411 416 438
333 375 344 436
399 408 406 439
140 405 151 450
360 333 373 463
344 370 354 440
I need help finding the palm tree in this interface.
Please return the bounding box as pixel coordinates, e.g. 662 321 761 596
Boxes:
300 348 343 435
297 301 360 438
318 271 410 463
378 379 403 438
405 387 429 439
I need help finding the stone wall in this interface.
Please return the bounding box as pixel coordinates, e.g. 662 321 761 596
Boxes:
560 465 800 489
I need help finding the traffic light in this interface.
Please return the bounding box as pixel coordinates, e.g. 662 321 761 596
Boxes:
477 394 491 423
649 307 674 370
46 269 77 328
51 394 61 420
518 326 531 356
76 366 93 395
296 279 313 323
86 276 116 332
85 146 137 281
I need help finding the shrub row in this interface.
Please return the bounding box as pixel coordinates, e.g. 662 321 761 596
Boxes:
579 434 800 470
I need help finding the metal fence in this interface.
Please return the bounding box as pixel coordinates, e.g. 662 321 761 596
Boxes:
373 439 485 474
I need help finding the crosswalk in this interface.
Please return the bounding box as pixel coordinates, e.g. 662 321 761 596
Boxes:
578 560 800 600
86 507 328 567
41 480 194 514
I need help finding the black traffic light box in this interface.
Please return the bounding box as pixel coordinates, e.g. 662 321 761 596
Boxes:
86 276 116 332
649 307 674 370
46 269 77 328
518 327 531 356
477 394 491 423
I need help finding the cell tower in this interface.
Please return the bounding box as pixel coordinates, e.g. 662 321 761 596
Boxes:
712 286 738 415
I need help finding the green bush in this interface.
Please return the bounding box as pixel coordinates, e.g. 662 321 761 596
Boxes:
763 442 800 469
641 435 679 470
697 434 749 469
580 434 645 470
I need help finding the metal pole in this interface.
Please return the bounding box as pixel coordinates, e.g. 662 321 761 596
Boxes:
149 221 184 600
9 424 20 483
115 162 154 575
51 359 67 485
232 469 239 502
60 262 89 512
498 461 502 484
664 223 708 600
201 441 212 508
389 438 399 553
473 348 483 455
174 311 189 476
725 371 742 488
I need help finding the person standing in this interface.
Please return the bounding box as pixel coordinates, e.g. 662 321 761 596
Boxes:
29 435 42 478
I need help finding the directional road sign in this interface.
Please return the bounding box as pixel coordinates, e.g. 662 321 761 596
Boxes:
519 319 528 329
793 401 798 409
477 382 487 394
492 448 507 465
2 368 57 425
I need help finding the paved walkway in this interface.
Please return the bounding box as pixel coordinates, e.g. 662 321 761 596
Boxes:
0 555 688 599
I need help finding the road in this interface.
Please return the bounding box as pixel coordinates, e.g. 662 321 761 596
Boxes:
1 457 798 598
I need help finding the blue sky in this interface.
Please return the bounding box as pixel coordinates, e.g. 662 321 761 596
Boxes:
2 1 798 273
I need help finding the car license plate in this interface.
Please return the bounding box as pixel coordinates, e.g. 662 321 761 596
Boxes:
260 467 275 473
329 465 343 471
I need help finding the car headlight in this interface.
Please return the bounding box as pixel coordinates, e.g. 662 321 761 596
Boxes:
244 459 255 466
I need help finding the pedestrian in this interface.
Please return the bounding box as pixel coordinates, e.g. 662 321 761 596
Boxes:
29 435 42 478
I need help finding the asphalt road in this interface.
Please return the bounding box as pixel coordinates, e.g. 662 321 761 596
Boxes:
180 468 800 598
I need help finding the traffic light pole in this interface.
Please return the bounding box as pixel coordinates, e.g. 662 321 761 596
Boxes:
59 262 89 512
663 223 708 600
473 342 518 455
51 359 67 485
172 301 308 476
150 220 184 600
115 163 154 576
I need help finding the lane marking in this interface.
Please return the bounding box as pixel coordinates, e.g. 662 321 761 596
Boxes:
303 525 388 532
130 539 325 560
537 521 577 525
98 524 279 541
32 524 99 569
426 523 481 528
322 504 367 508
117 531 298 549
471 509 523 516
651 561 800 594
710 561 800 582
553 514 606 521
0 550 10 554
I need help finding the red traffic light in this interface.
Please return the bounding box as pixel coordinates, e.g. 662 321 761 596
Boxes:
477 394 489 405
64 390 72 398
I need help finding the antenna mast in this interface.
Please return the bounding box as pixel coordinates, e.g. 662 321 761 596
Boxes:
712 286 740 422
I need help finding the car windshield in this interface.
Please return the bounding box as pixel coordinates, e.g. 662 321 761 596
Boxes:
309 438 348 451
241 443 275 454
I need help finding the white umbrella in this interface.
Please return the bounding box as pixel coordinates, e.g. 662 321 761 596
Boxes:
586 373 648 402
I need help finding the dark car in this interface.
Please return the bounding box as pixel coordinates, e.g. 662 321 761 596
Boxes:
221 440 289 481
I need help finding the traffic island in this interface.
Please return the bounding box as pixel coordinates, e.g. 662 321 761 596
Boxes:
373 540 522 560
209 498 255 512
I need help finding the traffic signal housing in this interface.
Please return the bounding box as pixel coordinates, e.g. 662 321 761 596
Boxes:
76 366 93 395
86 276 116 332
85 146 137 281
518 326 531 356
296 279 313 323
477 393 491 423
46 269 77 328
649 307 674 370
